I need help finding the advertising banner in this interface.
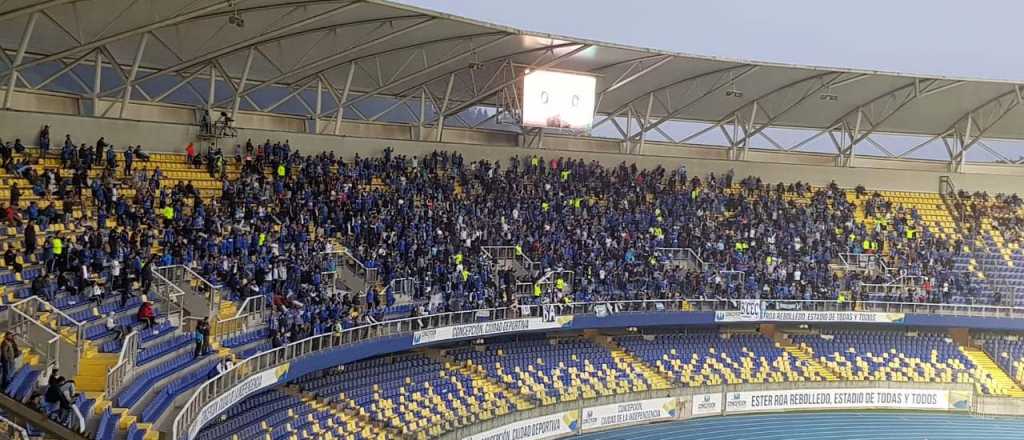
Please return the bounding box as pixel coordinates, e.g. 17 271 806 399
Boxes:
723 388 951 414
413 316 574 345
691 393 723 417
464 411 578 440
188 363 291 439
715 310 905 323
581 398 678 431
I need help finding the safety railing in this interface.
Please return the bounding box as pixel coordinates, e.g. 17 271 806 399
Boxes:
386 277 419 302
482 245 540 274
320 249 379 291
0 413 30 440
7 297 83 377
861 275 927 301
155 265 222 318
213 295 267 340
171 297 1024 440
839 252 890 273
655 247 708 271
104 330 140 399
150 268 185 327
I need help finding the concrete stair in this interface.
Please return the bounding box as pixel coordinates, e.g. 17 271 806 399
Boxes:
778 340 838 381
425 350 535 412
592 335 674 390
961 347 1024 397
73 347 118 393
281 386 395 440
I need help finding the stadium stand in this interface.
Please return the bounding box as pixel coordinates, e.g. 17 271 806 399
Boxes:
1 134 1023 437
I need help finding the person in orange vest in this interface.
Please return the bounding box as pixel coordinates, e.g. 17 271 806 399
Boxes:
185 142 196 168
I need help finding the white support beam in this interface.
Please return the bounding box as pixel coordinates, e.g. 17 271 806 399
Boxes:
92 50 102 114
232 48 255 119
338 34 511 113
436 73 457 142
0 0 75 26
206 65 217 109
2 12 38 109
629 65 759 141
594 64 750 134
6 0 237 76
222 18 437 107
32 49 94 90
599 55 672 96
314 79 323 119
97 3 378 97
334 65 355 135
119 33 149 118
265 77 318 113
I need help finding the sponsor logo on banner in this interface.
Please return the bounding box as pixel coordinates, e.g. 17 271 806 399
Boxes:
188 363 291 439
691 393 722 417
722 388 952 414
413 316 574 345
739 299 763 319
726 392 748 411
580 398 677 431
463 410 578 440
715 310 905 323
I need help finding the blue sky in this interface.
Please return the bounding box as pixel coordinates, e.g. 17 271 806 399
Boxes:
398 0 1020 81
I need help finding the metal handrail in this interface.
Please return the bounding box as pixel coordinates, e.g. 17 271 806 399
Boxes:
7 303 63 376
150 268 185 325
105 330 140 398
214 295 267 340
8 297 84 376
0 412 30 440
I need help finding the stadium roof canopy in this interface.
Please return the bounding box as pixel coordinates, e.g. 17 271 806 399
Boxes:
1 0 1022 165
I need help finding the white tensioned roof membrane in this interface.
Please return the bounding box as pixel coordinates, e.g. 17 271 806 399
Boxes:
0 0 1022 161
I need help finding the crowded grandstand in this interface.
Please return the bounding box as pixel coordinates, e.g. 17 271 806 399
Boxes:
0 1 1022 440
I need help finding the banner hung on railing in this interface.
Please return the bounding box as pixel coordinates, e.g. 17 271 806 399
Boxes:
413 316 574 345
722 388 967 414
463 410 579 440
187 363 291 440
715 310 905 323
691 393 723 417
580 397 679 431
739 299 763 319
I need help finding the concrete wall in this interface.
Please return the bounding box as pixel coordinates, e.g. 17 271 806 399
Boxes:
3 107 1024 194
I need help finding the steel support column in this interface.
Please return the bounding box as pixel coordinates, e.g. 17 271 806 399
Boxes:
231 48 255 119
2 12 38 109
334 64 355 135
119 33 149 118
435 73 456 142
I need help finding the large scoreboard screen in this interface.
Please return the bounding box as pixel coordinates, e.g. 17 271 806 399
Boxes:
521 69 596 130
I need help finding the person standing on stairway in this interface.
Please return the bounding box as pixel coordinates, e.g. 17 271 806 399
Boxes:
0 332 19 392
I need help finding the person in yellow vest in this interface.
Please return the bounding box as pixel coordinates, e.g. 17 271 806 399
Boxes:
560 170 570 181
837 292 848 309
258 232 267 246
51 235 63 272
690 188 700 200
531 156 539 167
541 202 550 212
862 239 871 254
870 240 878 253
533 283 542 298
454 253 463 265
555 278 566 292
905 227 916 240
276 163 285 178
461 269 469 282
163 205 174 228
573 198 582 209
515 244 523 256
